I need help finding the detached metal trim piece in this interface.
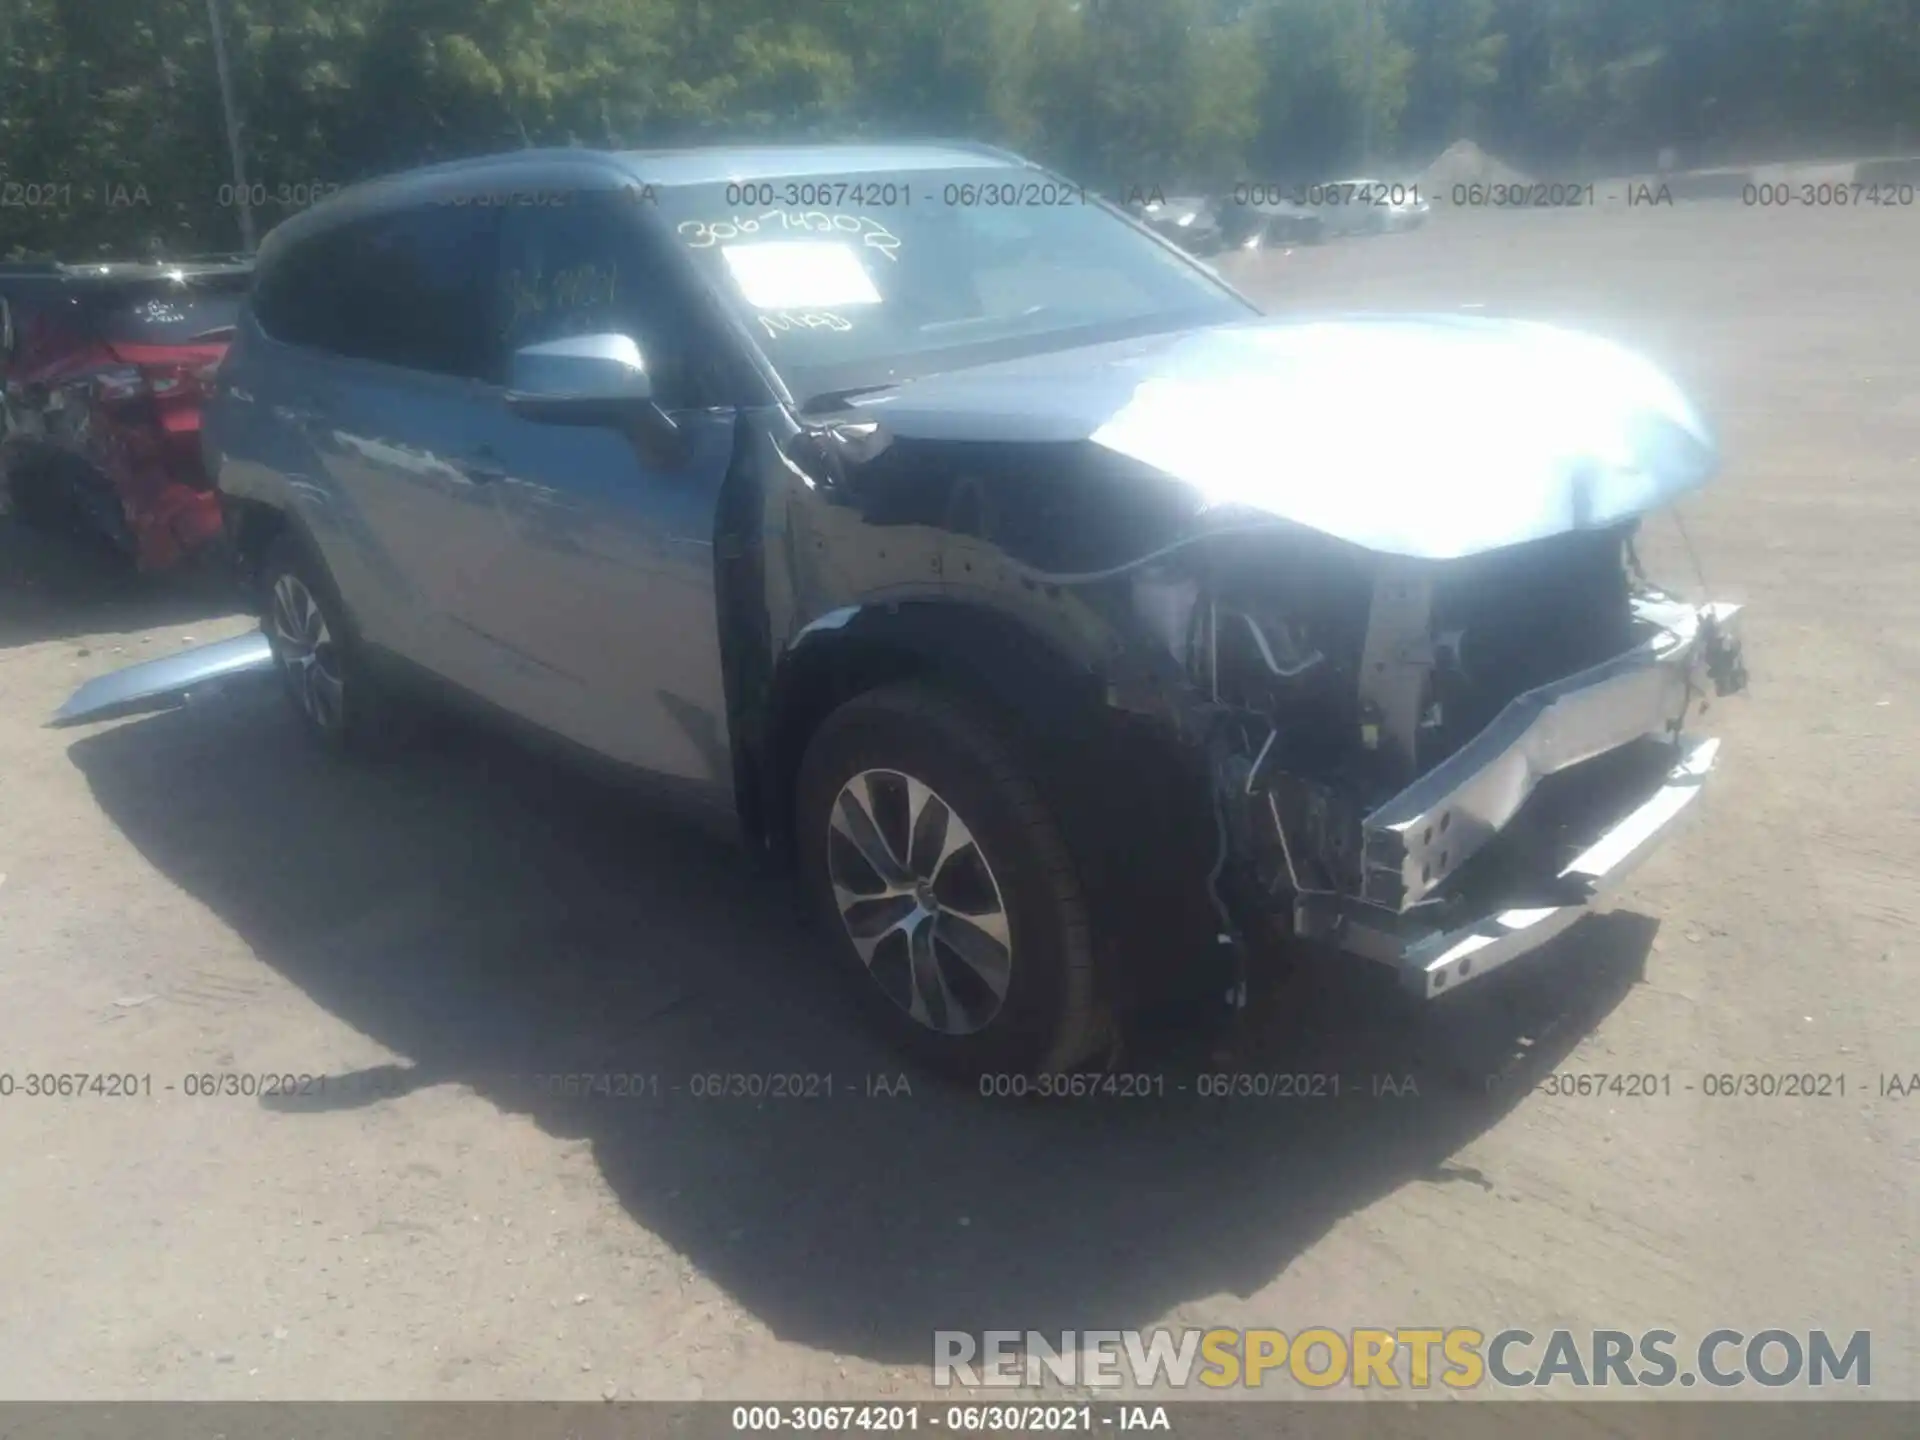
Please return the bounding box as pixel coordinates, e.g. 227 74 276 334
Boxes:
1360 597 1740 909
1327 734 1720 998
49 629 275 728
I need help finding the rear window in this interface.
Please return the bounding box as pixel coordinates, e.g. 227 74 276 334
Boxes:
94 275 249 345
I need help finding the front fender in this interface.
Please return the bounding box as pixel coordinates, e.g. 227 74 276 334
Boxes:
754 597 1112 852
720 410 1225 995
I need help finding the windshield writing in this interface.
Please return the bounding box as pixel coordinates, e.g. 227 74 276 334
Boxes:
678 211 901 262
653 167 1249 401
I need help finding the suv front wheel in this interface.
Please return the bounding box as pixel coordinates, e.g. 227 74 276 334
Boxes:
795 682 1110 1082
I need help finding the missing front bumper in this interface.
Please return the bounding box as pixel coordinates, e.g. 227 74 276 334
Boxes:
1360 596 1743 910
1300 733 1720 997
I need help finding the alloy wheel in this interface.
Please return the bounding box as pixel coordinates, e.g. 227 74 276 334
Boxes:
826 768 1014 1035
268 571 345 734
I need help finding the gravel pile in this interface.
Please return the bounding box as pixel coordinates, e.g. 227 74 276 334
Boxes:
1416 139 1533 198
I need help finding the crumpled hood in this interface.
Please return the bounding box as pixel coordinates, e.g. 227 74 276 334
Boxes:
849 315 1719 559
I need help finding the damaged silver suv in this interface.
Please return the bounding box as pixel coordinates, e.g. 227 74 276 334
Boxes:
58 142 1749 1080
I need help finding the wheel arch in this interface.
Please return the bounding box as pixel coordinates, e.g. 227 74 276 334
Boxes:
750 599 1113 869
221 492 293 600
227 496 397 678
749 598 1221 1012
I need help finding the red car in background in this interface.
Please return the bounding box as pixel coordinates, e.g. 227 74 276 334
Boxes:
0 257 252 573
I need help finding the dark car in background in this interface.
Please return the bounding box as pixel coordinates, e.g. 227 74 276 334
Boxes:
57 142 1746 1083
1127 194 1225 255
1217 195 1326 250
0 257 252 571
1307 178 1431 236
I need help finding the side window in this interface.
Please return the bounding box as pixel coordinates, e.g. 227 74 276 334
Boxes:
253 229 351 351
256 208 499 380
334 207 500 379
494 192 729 408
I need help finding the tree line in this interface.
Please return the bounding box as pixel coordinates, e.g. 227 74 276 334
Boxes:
3 0 1917 259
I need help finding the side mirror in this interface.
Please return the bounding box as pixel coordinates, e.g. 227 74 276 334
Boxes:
503 332 677 442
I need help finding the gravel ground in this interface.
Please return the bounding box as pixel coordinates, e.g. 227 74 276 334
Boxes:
0 202 1914 1402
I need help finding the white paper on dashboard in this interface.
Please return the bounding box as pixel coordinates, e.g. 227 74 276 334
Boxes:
720 241 884 309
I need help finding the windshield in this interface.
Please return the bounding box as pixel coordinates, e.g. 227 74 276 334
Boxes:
652 167 1253 403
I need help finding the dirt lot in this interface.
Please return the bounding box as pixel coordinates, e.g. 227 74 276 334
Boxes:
0 203 1914 1403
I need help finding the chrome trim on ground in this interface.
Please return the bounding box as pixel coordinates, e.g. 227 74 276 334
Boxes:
49 630 275 728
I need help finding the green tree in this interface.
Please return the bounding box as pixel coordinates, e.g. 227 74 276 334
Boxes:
1248 0 1413 181
5 0 1920 260
1021 0 1261 191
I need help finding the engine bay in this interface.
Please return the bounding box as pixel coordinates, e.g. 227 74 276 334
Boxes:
1114 518 1744 960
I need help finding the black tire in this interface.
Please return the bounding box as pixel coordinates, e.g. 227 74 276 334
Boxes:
5 454 135 571
7 454 92 537
4 456 61 529
795 682 1110 1083
67 460 138 564
258 532 408 757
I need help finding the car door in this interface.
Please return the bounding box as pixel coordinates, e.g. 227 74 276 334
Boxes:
278 205 521 690
459 189 744 793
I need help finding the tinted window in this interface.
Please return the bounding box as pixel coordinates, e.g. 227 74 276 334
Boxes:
341 207 499 377
253 230 355 350
257 207 499 379
494 191 730 407
0 287 89 372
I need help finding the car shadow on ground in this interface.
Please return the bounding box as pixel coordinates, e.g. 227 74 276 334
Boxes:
69 687 1655 1365
0 515 242 651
